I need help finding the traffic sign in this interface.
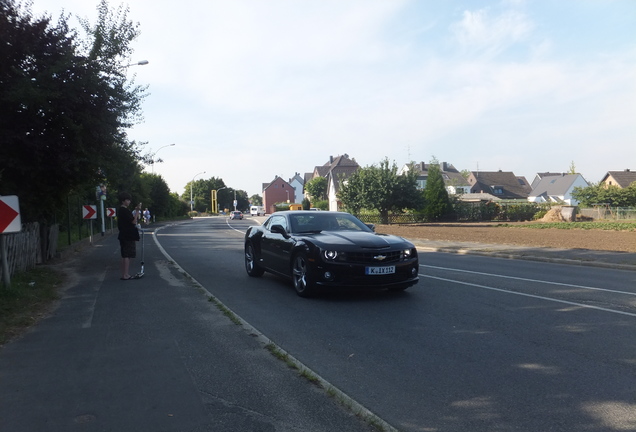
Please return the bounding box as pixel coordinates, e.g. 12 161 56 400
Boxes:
0 196 21 233
82 205 97 220
107 207 116 218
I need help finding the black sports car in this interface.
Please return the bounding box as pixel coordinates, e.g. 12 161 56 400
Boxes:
244 211 419 297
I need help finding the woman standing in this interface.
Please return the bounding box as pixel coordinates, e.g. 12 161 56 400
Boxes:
117 192 140 280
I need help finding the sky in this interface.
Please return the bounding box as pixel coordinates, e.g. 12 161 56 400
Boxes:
29 0 636 197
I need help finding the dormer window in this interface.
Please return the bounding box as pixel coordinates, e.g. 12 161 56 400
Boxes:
491 185 504 195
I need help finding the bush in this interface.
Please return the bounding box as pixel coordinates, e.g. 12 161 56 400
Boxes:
313 200 329 210
533 210 548 220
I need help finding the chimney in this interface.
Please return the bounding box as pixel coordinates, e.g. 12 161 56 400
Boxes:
329 155 334 164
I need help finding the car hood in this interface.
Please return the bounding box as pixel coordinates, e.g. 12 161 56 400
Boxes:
305 231 413 250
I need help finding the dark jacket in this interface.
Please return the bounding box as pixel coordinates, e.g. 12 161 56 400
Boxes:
117 206 139 241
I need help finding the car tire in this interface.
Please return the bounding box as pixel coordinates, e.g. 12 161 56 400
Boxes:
245 243 265 277
292 252 316 297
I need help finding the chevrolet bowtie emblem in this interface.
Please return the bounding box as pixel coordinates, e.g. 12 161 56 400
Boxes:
374 255 387 261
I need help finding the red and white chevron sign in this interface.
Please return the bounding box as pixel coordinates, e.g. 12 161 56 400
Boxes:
0 196 21 233
107 207 116 218
82 205 97 220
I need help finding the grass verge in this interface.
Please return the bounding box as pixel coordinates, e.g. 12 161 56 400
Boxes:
0 266 65 346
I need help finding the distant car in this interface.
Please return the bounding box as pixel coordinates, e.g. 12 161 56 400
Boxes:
244 211 419 297
230 211 243 220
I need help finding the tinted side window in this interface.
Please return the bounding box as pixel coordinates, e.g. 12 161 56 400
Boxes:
268 215 288 232
263 216 274 230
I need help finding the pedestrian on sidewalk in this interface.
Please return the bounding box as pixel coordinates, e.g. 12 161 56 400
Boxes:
117 192 141 280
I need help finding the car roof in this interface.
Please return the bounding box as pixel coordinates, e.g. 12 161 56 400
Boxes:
273 210 346 215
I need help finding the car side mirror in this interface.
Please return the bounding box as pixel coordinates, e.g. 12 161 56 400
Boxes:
366 223 376 232
270 224 288 236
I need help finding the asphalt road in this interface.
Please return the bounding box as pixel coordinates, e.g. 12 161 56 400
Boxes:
156 217 636 432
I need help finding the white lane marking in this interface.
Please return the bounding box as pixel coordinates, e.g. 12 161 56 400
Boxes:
421 264 636 297
225 217 247 234
420 274 636 318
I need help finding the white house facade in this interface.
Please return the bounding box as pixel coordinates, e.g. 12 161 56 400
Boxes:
528 174 589 205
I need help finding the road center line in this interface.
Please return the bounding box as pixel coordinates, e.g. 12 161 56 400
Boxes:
421 264 636 297
225 218 247 234
420 274 636 318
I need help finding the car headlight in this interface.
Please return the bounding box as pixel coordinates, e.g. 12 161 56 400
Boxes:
323 250 338 261
401 248 414 259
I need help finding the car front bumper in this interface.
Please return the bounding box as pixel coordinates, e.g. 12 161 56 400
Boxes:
312 258 420 289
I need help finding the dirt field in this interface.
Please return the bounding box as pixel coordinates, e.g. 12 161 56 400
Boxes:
375 223 636 253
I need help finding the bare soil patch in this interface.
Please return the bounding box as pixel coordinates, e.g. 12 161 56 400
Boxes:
375 222 636 253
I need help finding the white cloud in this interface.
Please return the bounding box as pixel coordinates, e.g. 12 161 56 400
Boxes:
451 7 534 58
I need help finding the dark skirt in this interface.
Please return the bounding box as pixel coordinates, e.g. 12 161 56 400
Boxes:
120 239 137 258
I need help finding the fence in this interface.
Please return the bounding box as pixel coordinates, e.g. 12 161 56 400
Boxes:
354 204 636 225
0 223 59 282
578 207 636 220
355 202 543 225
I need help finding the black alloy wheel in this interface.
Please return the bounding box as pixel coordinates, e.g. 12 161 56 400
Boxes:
245 243 265 277
292 252 316 297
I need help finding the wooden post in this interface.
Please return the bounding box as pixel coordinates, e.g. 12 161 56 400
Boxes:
1 234 10 288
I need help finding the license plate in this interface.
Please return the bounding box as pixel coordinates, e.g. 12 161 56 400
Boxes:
365 266 396 275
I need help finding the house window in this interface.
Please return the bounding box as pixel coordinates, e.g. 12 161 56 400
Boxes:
492 186 503 195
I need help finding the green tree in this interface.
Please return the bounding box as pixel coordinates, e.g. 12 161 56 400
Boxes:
0 0 147 222
229 189 249 212
184 178 210 213
167 192 189 217
305 177 327 201
423 160 452 221
572 183 636 207
568 161 577 174
249 194 262 206
338 158 420 224
138 173 176 218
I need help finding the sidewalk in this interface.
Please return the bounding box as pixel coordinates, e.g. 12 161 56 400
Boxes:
0 229 377 432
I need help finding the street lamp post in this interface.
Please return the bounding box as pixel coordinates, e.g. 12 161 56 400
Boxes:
212 187 226 214
151 143 176 174
124 60 149 67
190 171 206 212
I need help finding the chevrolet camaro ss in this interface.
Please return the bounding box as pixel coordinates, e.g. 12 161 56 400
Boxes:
244 211 419 297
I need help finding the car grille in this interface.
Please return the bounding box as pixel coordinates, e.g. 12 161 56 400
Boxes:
345 250 401 264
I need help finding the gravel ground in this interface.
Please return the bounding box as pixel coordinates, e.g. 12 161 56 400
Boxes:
375 222 636 253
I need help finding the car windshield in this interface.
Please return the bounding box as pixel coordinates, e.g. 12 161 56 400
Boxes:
289 213 372 234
